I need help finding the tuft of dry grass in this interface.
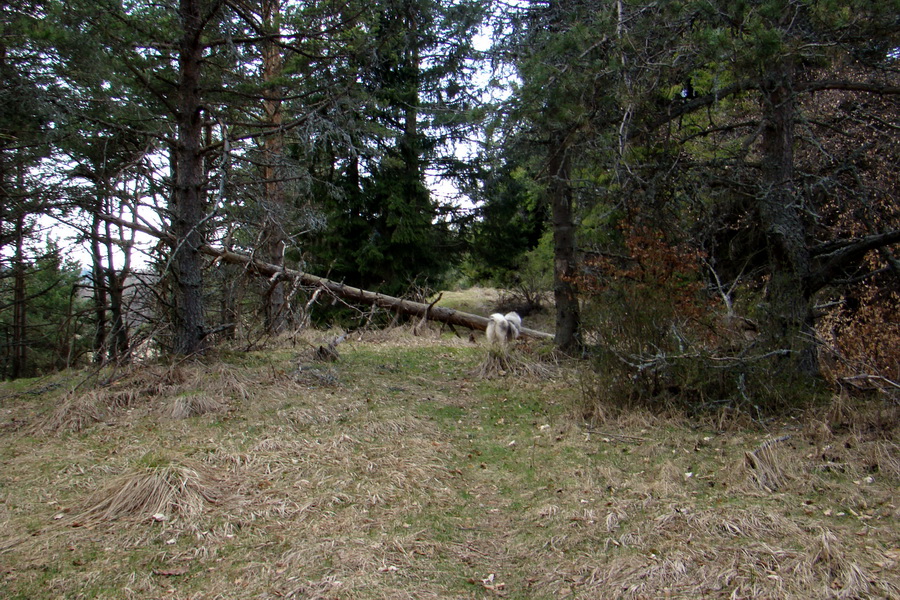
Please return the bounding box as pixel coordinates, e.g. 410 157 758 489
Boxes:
475 344 558 380
476 348 518 378
38 391 107 433
744 435 792 492
35 363 248 433
73 458 219 525
37 385 145 433
163 393 225 419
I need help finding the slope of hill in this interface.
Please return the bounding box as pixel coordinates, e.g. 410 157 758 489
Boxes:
1 309 898 598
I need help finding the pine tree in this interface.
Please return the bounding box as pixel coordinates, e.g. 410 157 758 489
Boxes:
309 0 483 297
487 0 624 350
0 0 68 377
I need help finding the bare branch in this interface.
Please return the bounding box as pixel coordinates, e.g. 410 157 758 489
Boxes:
807 230 900 294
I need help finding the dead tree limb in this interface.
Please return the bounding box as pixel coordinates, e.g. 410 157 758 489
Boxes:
101 215 555 341
414 292 441 336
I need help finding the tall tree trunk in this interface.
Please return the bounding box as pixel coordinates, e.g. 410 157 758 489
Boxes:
548 136 581 352
541 0 582 352
170 0 209 355
757 60 817 375
105 210 130 362
106 268 129 360
110 197 137 360
11 211 27 378
89 182 132 364
261 0 287 334
90 211 109 363
0 151 6 377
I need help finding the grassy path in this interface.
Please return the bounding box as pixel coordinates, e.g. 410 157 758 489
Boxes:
1 331 898 598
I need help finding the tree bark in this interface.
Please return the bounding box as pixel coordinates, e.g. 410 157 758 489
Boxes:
757 60 817 375
260 0 288 334
548 135 581 351
807 230 900 294
105 209 131 361
170 0 210 355
11 211 27 379
90 212 109 363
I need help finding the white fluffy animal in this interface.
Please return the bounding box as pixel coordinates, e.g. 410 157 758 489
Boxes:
486 311 522 346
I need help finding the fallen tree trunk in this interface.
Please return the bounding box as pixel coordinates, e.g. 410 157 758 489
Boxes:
103 215 555 341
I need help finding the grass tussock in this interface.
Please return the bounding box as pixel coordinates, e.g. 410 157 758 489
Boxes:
743 435 792 492
476 344 558 380
73 458 219 524
38 391 107 433
163 392 225 419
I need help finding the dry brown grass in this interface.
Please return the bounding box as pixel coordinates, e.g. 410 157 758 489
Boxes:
1 321 898 599
163 393 226 419
73 459 220 525
38 390 109 433
744 435 792 492
475 346 557 380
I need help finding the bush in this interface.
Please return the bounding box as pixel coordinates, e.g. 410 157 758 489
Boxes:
575 225 826 422
492 231 554 316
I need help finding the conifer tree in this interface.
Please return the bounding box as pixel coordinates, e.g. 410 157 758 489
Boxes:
309 0 483 297
0 0 68 377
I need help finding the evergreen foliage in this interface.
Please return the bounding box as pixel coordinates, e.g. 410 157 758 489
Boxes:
479 0 899 403
468 164 547 285
0 240 90 378
306 0 483 297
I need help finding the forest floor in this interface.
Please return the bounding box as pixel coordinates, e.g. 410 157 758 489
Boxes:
1 289 898 599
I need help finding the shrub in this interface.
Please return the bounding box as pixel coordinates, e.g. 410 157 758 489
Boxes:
575 225 826 422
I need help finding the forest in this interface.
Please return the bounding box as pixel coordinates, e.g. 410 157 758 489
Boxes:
1 0 899 408
2 2 900 598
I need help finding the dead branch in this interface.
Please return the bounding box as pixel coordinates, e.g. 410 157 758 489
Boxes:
414 292 442 336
